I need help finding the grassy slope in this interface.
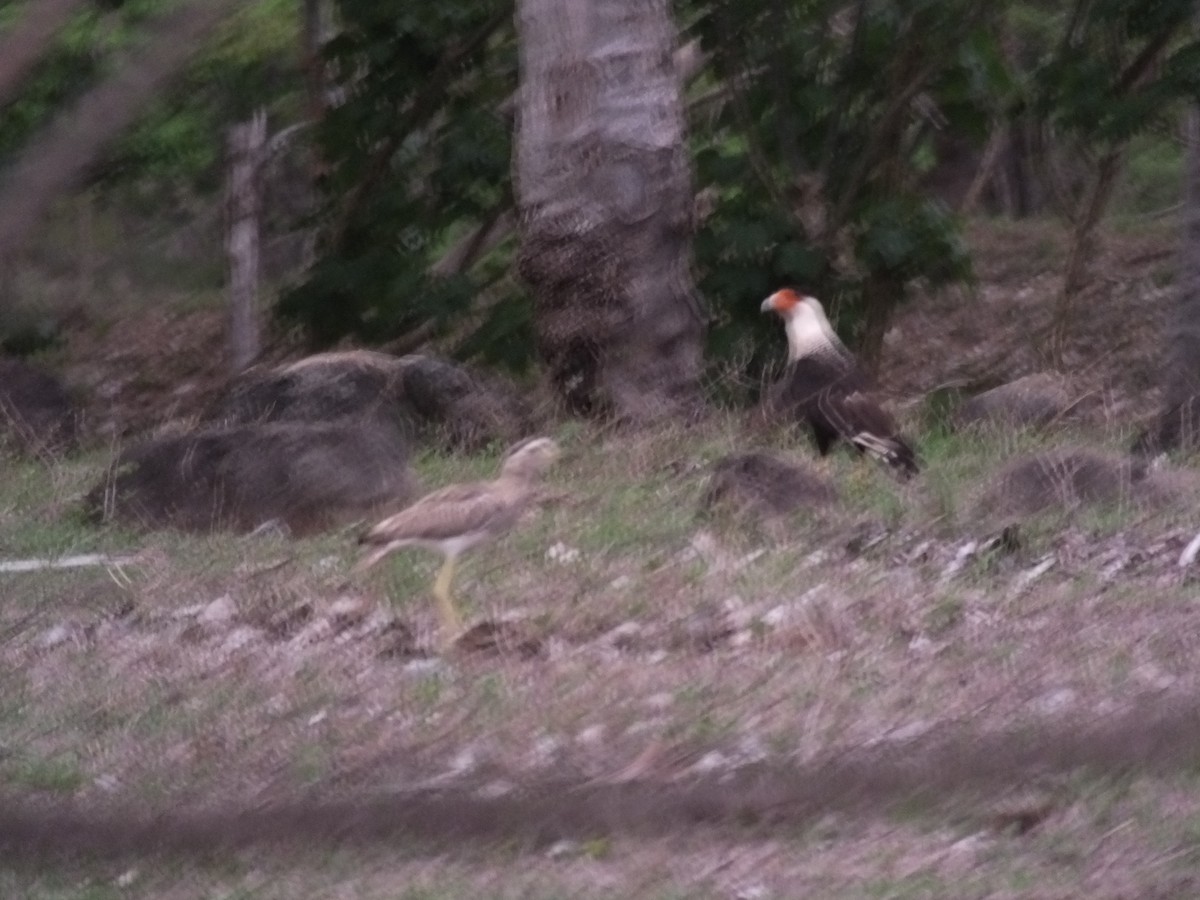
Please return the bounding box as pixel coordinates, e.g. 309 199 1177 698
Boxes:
5 409 1200 897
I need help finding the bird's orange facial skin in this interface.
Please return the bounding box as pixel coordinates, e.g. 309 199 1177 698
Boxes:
767 289 803 313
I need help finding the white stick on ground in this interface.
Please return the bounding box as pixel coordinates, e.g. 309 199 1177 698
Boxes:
0 554 141 574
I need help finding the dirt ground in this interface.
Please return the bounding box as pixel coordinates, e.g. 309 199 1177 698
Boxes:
5 218 1200 898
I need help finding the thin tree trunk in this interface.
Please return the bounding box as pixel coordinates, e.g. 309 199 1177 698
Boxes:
513 0 705 422
857 272 904 378
1142 108 1200 454
959 123 1006 217
1046 148 1123 364
300 0 329 181
75 188 94 307
227 111 268 373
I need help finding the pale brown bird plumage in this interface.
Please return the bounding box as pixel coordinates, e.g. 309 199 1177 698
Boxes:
355 436 561 643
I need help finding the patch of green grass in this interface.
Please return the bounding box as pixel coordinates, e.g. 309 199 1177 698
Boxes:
924 594 964 635
0 750 86 794
860 872 948 898
290 742 331 785
1111 132 1184 219
0 871 126 900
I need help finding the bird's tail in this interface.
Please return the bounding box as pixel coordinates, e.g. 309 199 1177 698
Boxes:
852 433 920 480
352 540 394 574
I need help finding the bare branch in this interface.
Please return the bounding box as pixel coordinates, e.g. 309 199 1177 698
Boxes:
0 0 242 260
0 0 89 107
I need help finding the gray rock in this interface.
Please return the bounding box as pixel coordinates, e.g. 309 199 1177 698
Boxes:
954 372 1075 431
84 418 416 536
0 357 79 457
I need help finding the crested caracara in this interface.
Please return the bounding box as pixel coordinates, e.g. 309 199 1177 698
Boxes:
355 437 561 646
761 289 919 479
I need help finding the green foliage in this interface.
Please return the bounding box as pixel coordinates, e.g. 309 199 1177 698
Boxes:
277 0 526 359
271 0 1199 392
1114 132 1186 215
0 6 110 163
687 0 985 386
101 0 304 196
1031 1 1197 142
1020 0 1199 213
1 0 304 195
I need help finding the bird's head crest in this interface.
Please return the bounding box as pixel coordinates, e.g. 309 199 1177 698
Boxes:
760 288 818 316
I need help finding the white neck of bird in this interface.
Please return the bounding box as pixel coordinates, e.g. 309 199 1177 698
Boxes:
783 307 844 361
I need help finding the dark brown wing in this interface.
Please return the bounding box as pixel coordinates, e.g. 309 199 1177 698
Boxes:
767 354 867 419
816 389 919 478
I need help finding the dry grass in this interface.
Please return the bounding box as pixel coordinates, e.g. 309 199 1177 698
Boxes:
1 213 1198 895
4 405 1200 896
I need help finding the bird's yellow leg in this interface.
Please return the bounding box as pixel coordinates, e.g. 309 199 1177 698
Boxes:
432 557 465 644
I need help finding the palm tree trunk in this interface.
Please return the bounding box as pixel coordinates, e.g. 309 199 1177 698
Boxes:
513 0 705 421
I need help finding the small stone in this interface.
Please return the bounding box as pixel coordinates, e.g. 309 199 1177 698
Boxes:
608 574 633 591
643 692 674 711
199 594 237 624
447 747 477 775
736 734 768 764
402 658 444 676
530 735 562 766
307 709 328 726
762 586 824 629
761 604 794 629
606 621 643 645
477 779 514 798
220 626 260 654
888 720 931 743
577 724 606 745
908 635 936 655
115 869 139 888
1033 687 1076 715
37 624 74 649
731 630 754 647
943 833 988 875
547 839 579 859
735 549 766 570
689 750 728 773
734 884 769 900
546 542 581 564
1133 663 1176 691
313 555 339 572
329 596 365 617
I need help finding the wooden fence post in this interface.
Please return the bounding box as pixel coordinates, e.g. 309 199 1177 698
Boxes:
226 109 267 373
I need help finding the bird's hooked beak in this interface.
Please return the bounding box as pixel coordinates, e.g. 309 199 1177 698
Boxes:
762 289 807 317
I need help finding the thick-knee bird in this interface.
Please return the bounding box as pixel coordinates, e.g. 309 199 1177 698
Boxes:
355 437 561 643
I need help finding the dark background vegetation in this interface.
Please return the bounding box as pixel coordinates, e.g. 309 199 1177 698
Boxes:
2 0 1197 401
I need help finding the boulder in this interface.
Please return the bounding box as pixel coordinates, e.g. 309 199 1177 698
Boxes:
979 448 1147 518
0 357 78 457
953 372 1075 431
700 452 839 519
85 419 415 536
1131 398 1200 458
209 350 533 452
